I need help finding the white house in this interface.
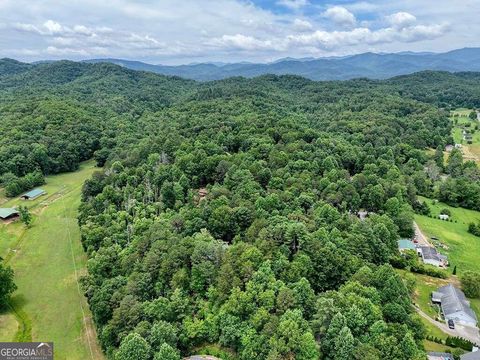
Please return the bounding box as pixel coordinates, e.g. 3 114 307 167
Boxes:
439 214 449 220
417 246 448 267
432 284 478 327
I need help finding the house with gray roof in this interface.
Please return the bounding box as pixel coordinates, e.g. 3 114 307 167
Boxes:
461 348 480 360
418 245 448 267
20 188 46 200
432 284 478 327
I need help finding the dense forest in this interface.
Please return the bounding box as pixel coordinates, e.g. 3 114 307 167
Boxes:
1 59 480 359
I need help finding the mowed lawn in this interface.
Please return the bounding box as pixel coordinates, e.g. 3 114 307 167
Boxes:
0 160 104 360
415 196 480 274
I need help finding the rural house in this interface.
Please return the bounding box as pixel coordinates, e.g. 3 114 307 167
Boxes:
417 246 448 267
0 208 19 222
20 188 46 200
432 284 478 327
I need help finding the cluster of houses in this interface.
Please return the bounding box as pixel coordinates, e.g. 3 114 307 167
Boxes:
398 239 449 268
0 188 46 223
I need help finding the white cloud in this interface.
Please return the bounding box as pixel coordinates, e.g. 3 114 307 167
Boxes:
13 22 43 34
0 0 472 63
209 34 281 51
287 23 448 49
43 20 64 34
293 18 313 32
323 6 356 27
386 12 417 29
276 0 309 10
46 46 91 56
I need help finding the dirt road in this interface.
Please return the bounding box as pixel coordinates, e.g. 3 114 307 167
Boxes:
414 222 432 246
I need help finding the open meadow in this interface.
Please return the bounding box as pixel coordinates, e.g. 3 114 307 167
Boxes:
0 160 104 360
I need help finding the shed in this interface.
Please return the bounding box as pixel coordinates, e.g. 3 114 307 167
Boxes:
0 208 19 221
439 214 449 220
433 284 478 327
357 210 369 221
20 188 46 200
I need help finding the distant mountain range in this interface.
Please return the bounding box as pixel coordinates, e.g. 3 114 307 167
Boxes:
3 48 480 81
81 48 480 81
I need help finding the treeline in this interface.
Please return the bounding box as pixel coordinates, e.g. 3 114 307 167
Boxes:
1 171 45 197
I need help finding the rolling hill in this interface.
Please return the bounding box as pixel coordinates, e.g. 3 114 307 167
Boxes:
81 47 480 81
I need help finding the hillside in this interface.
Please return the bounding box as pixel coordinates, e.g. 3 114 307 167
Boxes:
1 60 480 359
83 48 480 81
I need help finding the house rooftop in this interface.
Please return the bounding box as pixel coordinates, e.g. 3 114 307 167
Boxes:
398 239 416 250
21 188 45 199
436 284 477 322
419 246 447 261
461 350 480 360
0 208 19 219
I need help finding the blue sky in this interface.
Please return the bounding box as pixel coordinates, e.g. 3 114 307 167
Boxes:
0 0 478 64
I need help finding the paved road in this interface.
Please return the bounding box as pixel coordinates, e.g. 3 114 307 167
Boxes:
416 307 480 345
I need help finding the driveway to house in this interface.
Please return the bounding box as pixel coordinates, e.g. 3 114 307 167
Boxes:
415 307 480 345
414 222 432 246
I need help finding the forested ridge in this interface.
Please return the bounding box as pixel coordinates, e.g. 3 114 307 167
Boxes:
1 59 480 359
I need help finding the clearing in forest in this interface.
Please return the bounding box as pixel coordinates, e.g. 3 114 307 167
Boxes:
0 160 104 360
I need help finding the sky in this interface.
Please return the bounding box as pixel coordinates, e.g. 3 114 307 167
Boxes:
0 0 479 65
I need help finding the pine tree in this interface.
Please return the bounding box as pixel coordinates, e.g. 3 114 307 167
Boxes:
333 326 354 360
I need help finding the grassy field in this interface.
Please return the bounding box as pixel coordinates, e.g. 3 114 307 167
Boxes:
0 308 18 342
415 196 480 274
450 108 480 164
0 160 104 360
424 339 465 355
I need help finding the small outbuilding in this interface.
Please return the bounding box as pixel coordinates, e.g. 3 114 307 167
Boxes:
0 208 19 222
20 188 46 200
439 214 449 220
357 210 369 221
